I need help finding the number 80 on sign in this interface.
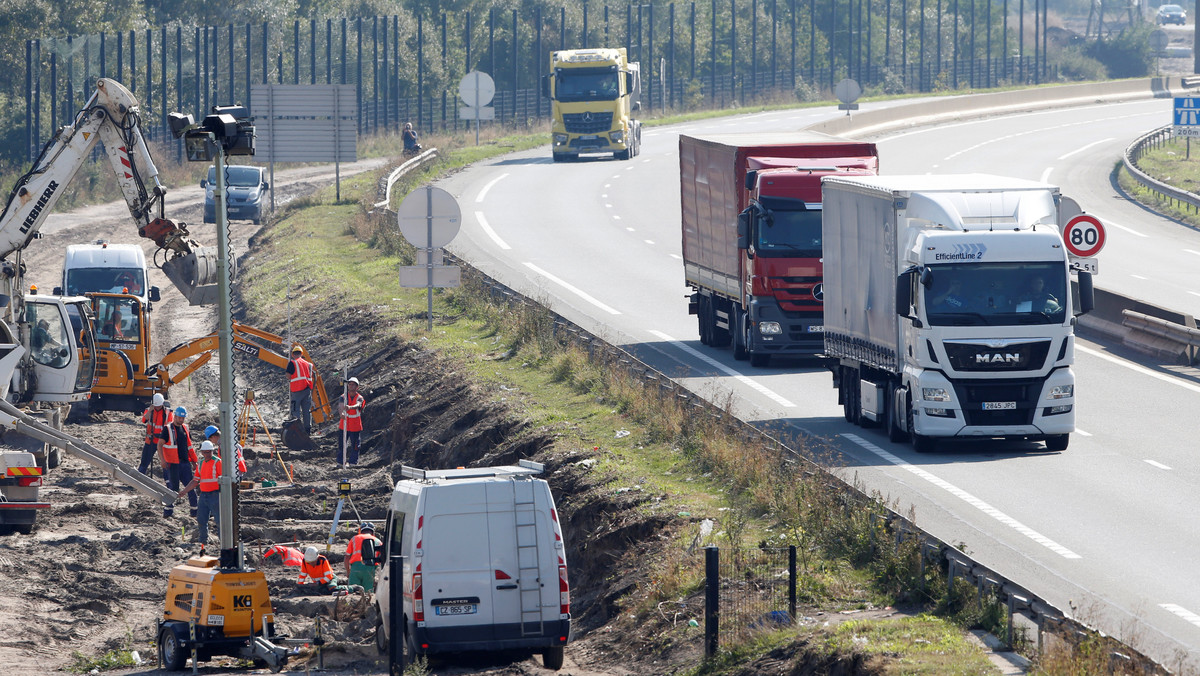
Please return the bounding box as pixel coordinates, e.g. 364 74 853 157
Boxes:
1063 214 1106 258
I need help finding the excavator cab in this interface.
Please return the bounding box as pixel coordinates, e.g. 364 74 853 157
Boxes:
23 296 95 402
85 293 154 413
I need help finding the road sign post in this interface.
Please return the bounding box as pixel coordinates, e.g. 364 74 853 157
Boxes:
397 186 463 330
458 71 496 146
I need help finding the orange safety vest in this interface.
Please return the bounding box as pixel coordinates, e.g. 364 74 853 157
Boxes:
197 457 222 492
289 358 313 392
346 532 380 566
143 406 172 444
161 423 181 464
298 556 336 585
339 392 365 432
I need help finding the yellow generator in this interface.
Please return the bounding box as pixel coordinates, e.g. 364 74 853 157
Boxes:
158 555 289 671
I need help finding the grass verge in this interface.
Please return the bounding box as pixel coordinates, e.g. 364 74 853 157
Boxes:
1119 136 1200 230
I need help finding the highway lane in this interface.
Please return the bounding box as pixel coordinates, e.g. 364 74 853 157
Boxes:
440 97 1200 668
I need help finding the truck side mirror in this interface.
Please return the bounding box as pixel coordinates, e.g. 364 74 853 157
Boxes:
736 211 750 250
200 179 207 188
150 286 161 303
896 267 918 318
541 75 551 99
744 170 757 192
53 286 62 295
631 100 641 111
1076 271 1094 315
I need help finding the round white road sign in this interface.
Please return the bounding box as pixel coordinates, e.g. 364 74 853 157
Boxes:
459 71 496 108
397 186 462 248
1063 213 1106 258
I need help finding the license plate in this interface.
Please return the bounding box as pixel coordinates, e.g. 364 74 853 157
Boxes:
983 401 1016 410
435 604 477 616
580 134 598 140
807 325 825 333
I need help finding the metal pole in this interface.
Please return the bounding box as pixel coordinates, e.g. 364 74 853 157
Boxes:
788 545 797 621
704 546 719 657
388 553 406 673
212 139 241 571
425 186 434 331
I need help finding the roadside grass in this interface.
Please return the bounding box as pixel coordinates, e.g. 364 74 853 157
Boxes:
1118 137 1200 230
231 140 1030 674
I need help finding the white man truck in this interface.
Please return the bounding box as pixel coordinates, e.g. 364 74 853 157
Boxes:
822 175 1094 452
543 47 641 161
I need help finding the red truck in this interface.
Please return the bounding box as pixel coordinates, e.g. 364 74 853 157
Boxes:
679 132 879 366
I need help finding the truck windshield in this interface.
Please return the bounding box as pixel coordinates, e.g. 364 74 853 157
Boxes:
924 262 1068 326
66 267 145 296
555 70 620 102
756 208 822 257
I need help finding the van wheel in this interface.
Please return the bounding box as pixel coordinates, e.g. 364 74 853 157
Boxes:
542 646 565 670
374 617 387 654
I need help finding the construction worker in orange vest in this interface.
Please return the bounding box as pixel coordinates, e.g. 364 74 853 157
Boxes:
337 377 366 466
138 393 173 476
159 406 198 518
345 521 382 592
178 440 220 545
298 546 339 594
287 345 315 433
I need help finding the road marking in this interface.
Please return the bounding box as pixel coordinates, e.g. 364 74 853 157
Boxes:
1099 219 1148 238
1185 249 1200 257
474 212 510 250
601 194 608 198
613 215 622 220
648 330 795 407
1161 604 1200 629
524 262 621 315
843 433 1082 559
1144 459 1172 470
644 239 655 245
1075 429 1092 437
1190 291 1200 298
626 227 635 232
1078 345 1200 394
1057 138 1114 160
605 203 613 208
475 173 509 203
1130 274 1149 280
1040 167 1053 183
669 253 682 260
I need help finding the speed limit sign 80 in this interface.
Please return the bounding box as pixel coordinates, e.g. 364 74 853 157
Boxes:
1063 214 1106 258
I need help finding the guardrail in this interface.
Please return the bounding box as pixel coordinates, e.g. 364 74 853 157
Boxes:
1123 309 1200 364
372 147 439 210
1121 125 1200 215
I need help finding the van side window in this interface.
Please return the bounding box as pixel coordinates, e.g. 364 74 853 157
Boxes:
391 513 405 553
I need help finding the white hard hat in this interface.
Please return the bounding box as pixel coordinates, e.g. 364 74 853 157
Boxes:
152 393 165 407
347 377 360 385
199 440 215 452
304 546 318 563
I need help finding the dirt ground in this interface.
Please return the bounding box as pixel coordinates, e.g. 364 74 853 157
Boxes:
0 157 732 676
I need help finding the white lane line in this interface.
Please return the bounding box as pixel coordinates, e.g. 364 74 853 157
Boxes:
1144 459 1172 470
626 227 635 232
669 253 682 260
644 239 655 245
605 203 613 208
843 433 1082 559
474 212 510 250
475 173 509 203
1057 138 1114 160
1078 345 1200 394
1130 274 1149 280
648 330 795 407
613 215 622 220
1075 429 1092 437
1190 291 1200 298
1161 604 1200 629
1040 167 1053 183
1099 219 1148 238
523 262 621 315
1185 249 1200 256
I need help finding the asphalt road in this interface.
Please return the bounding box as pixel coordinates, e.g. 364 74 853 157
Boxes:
439 97 1200 670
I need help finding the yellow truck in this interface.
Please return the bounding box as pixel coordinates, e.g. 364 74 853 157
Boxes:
543 47 642 162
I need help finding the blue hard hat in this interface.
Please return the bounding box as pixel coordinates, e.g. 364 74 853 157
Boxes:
204 425 219 437
175 406 187 417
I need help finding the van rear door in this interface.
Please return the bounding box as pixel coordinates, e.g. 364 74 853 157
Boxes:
486 478 556 638
422 484 495 634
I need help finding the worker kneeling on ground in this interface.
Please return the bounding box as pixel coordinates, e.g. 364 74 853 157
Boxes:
299 546 344 595
346 522 382 592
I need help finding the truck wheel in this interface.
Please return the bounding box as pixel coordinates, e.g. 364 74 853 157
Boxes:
159 625 186 671
906 400 934 453
842 372 858 424
750 352 770 367
886 387 908 443
733 311 749 361
1045 434 1069 451
617 148 632 160
709 302 731 348
698 297 712 345
542 646 565 670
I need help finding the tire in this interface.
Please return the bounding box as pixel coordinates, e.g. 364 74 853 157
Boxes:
542 646 565 671
906 399 935 453
1045 434 1069 451
617 148 632 160
732 310 749 361
13 523 33 535
698 296 711 346
552 153 564 163
203 209 214 224
375 617 387 654
750 352 770 367
886 386 908 443
709 300 731 348
47 447 62 470
159 626 186 671
842 371 858 424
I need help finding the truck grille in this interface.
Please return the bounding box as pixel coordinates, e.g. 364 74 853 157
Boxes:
952 378 1040 426
563 111 613 133
943 340 1051 372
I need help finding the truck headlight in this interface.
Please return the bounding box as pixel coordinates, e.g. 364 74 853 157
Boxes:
758 321 782 335
925 408 955 418
1045 404 1073 415
609 130 624 143
1047 384 1073 399
922 387 951 402
553 134 568 146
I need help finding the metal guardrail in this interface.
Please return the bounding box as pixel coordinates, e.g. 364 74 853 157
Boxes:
1123 125 1200 214
1123 309 1200 364
372 147 439 210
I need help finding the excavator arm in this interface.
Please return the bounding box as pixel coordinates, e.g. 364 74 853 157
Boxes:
148 322 333 424
0 78 219 305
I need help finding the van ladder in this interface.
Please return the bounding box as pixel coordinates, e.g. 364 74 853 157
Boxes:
513 477 544 636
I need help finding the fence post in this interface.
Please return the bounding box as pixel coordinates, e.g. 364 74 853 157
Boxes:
389 553 406 673
704 545 719 657
788 545 797 622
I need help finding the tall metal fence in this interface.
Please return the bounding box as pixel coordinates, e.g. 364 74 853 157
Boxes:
704 545 798 650
24 0 1063 162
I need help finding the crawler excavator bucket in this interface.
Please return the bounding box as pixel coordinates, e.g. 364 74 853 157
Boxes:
280 419 317 451
143 217 222 305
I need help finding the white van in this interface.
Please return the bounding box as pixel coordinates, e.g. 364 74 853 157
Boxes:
58 241 160 304
374 460 571 670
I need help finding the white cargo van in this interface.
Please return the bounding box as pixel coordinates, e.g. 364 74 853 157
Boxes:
58 241 160 304
374 460 571 670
